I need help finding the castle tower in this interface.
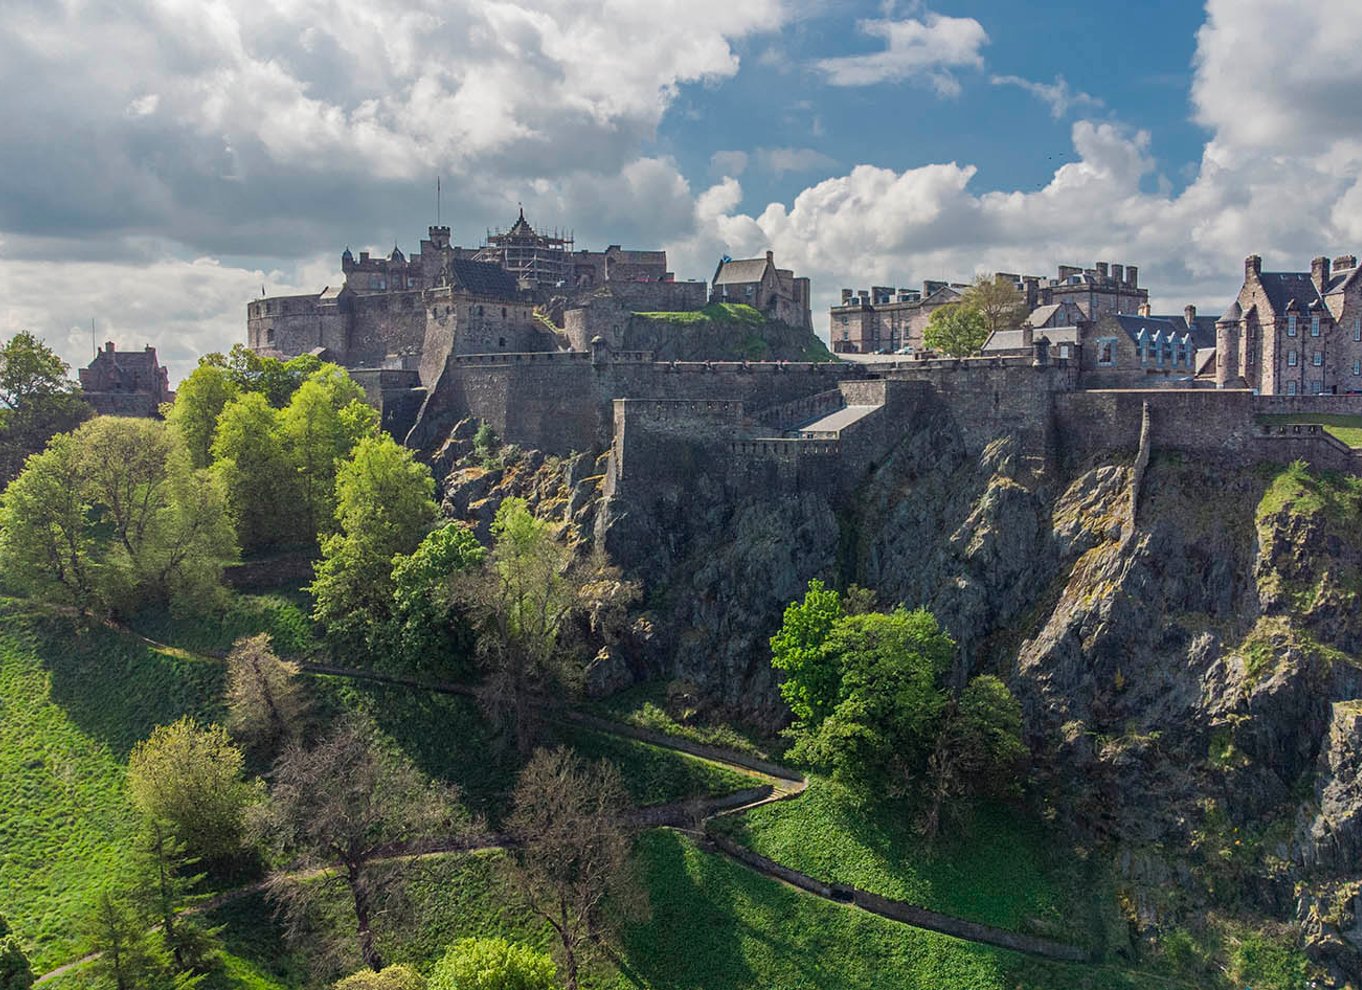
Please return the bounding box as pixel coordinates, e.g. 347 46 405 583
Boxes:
1216 299 1242 389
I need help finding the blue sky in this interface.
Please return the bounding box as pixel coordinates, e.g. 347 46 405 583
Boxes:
2 0 1361 380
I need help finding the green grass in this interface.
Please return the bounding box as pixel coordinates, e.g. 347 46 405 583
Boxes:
633 302 767 325
1257 413 1362 448
1256 460 1362 522
0 600 228 970
592 681 777 759
716 776 1114 949
128 590 317 657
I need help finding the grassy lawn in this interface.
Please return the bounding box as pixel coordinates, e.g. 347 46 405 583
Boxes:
715 776 1118 950
1257 413 1362 448
591 680 780 759
634 302 767 325
127 590 318 657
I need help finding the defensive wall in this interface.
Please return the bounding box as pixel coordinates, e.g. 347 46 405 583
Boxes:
406 348 872 456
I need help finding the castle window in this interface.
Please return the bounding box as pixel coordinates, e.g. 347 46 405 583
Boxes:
1354 360 1361 376
498 337 506 348
502 307 507 318
1311 380 1324 394
1097 338 1116 366
1311 316 1321 336
1313 351 1324 366
1354 317 1361 341
1287 315 1297 336
1287 381 1298 395
477 305 484 316
265 328 275 346
1288 349 1298 367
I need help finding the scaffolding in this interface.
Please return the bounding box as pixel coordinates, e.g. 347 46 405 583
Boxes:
479 209 574 289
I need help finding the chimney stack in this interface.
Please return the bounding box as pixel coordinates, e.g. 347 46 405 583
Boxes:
1112 263 1125 285
1312 256 1331 292
1334 255 1357 272
1096 262 1109 279
1185 304 1197 327
1245 255 1262 279
1125 265 1138 287
1138 302 1152 317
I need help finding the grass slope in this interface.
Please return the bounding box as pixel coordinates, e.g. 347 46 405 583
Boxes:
717 776 1112 948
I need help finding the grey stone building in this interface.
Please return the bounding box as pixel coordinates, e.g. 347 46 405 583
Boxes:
79 341 173 417
711 251 813 330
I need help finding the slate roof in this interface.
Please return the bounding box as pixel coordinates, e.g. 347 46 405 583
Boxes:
1257 272 1324 315
1106 314 1197 345
1150 313 1219 349
1025 303 1062 327
1325 266 1362 295
714 258 771 285
981 326 1080 352
450 259 520 299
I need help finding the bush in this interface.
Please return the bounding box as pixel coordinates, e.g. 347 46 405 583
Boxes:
334 963 427 990
429 937 558 990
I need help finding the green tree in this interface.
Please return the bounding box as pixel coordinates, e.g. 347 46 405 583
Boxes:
211 391 300 554
464 500 638 753
311 435 438 655
959 273 1029 336
165 363 238 469
920 674 1027 839
388 523 486 672
428 938 558 990
0 331 89 485
253 713 470 974
127 718 257 861
0 912 34 990
0 432 97 606
84 889 156 990
279 374 376 538
204 345 322 408
224 634 310 754
769 579 844 726
505 748 644 990
335 964 427 990
923 303 989 357
131 822 220 976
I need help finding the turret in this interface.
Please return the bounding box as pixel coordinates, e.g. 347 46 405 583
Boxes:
341 247 355 273
1216 299 1242 389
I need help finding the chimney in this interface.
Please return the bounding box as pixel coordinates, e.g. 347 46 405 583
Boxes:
1111 263 1125 285
1125 265 1138 287
1185 304 1197 327
1334 255 1357 272
841 289 853 303
1095 262 1109 279
1245 255 1262 279
1312 255 1331 291
766 250 774 264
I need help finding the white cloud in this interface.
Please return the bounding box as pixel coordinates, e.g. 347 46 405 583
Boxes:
990 74 1103 119
710 150 750 178
814 13 988 95
755 147 837 176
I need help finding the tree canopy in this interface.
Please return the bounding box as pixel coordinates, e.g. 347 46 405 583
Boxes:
922 303 990 357
0 332 89 486
428 938 558 990
959 274 1029 336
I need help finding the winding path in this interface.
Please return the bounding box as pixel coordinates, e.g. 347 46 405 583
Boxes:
33 630 1094 983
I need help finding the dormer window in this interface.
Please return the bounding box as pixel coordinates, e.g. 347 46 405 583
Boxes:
1288 315 1298 336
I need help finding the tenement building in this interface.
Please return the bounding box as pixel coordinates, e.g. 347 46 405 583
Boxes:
1215 254 1362 395
830 261 1148 354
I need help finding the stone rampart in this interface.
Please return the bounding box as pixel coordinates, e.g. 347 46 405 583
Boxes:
606 280 709 313
751 388 846 432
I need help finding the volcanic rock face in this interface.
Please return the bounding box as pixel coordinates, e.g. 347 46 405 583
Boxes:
434 406 1362 980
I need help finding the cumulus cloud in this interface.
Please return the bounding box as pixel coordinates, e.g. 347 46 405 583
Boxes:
755 147 838 176
710 150 751 178
813 13 988 95
990 74 1103 119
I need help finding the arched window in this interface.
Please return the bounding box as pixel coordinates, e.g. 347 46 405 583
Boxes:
265 327 275 346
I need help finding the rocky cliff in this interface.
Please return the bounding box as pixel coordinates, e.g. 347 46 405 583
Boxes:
435 403 1362 982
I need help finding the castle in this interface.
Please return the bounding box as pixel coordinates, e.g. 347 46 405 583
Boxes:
78 341 173 416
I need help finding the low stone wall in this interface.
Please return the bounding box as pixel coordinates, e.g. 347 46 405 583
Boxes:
751 388 846 432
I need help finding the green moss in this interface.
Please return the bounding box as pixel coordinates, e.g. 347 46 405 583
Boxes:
1256 460 1362 526
633 302 767 325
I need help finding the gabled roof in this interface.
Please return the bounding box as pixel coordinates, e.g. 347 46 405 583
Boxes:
450 259 520 299
714 258 772 285
1325 266 1362 296
1105 314 1195 345
1149 313 1218 349
1194 347 1217 376
1257 272 1324 316
1025 303 1062 327
981 326 1080 352
921 284 963 306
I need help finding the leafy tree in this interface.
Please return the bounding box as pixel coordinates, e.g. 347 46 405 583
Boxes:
769 579 844 726
428 938 558 990
165 364 238 469
211 392 301 554
253 713 470 974
127 718 257 861
959 273 1028 336
463 500 638 753
278 373 375 538
922 303 989 357
224 634 309 755
388 523 486 672
0 912 34 990
0 433 97 606
472 421 501 468
131 822 220 976
204 345 321 408
335 964 427 990
0 331 88 485
787 608 954 793
84 889 156 990
505 748 644 990
920 674 1027 839
311 435 438 655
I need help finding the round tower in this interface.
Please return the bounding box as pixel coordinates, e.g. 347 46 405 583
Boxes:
1216 299 1242 389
